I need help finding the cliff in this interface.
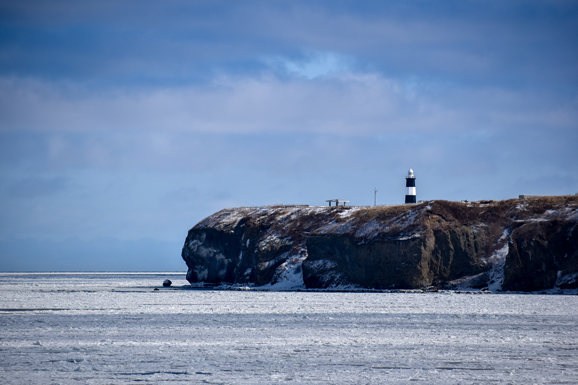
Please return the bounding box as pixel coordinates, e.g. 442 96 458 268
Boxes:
181 196 578 292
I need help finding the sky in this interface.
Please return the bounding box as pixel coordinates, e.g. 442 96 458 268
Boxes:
1 0 577 272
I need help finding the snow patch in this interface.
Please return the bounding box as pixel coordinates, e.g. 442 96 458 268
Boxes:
354 212 421 240
355 219 384 238
397 232 421 240
258 234 292 253
516 202 528 211
556 271 578 288
189 239 225 261
307 259 338 271
194 267 208 281
487 229 511 291
498 228 510 242
315 219 356 235
337 208 362 218
261 253 307 290
567 208 578 222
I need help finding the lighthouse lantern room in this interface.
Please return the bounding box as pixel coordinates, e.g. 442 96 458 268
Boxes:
405 169 416 204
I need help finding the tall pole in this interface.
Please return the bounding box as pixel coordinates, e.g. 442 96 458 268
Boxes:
374 187 378 206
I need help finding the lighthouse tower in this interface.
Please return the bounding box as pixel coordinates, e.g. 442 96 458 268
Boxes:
405 168 416 204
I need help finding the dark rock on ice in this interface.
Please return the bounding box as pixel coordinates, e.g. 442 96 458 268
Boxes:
181 196 578 292
162 279 172 287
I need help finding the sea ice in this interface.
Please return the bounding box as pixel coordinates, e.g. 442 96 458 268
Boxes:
1 273 577 384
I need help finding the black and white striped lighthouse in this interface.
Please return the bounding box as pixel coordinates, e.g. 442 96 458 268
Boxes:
405 168 416 204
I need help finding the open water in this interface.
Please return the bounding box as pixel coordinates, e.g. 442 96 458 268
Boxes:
1 273 577 384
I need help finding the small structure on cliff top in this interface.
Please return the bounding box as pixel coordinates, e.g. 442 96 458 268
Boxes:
326 199 349 207
405 168 417 204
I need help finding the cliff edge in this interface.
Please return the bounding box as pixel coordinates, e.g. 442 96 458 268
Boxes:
181 196 578 292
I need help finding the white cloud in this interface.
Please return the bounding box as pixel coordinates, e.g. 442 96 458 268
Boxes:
265 52 355 79
0 73 457 136
2 71 576 144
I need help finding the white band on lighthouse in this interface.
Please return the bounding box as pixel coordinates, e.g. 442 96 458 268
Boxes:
406 187 416 196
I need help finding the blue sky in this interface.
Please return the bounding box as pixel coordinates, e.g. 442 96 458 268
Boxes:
1 1 577 271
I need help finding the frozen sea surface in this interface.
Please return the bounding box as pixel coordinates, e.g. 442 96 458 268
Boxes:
1 273 577 384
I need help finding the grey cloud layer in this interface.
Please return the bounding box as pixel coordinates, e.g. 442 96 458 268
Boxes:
1 1 576 88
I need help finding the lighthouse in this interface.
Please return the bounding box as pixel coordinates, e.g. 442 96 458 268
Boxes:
405 168 416 204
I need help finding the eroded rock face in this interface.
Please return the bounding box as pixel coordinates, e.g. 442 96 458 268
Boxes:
503 219 578 291
181 196 578 291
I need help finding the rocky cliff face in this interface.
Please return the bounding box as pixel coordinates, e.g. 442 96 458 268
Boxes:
182 196 578 291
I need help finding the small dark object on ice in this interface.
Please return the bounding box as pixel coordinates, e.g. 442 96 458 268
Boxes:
163 279 172 287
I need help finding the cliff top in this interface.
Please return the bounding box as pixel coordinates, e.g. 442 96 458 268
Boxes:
193 195 578 243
